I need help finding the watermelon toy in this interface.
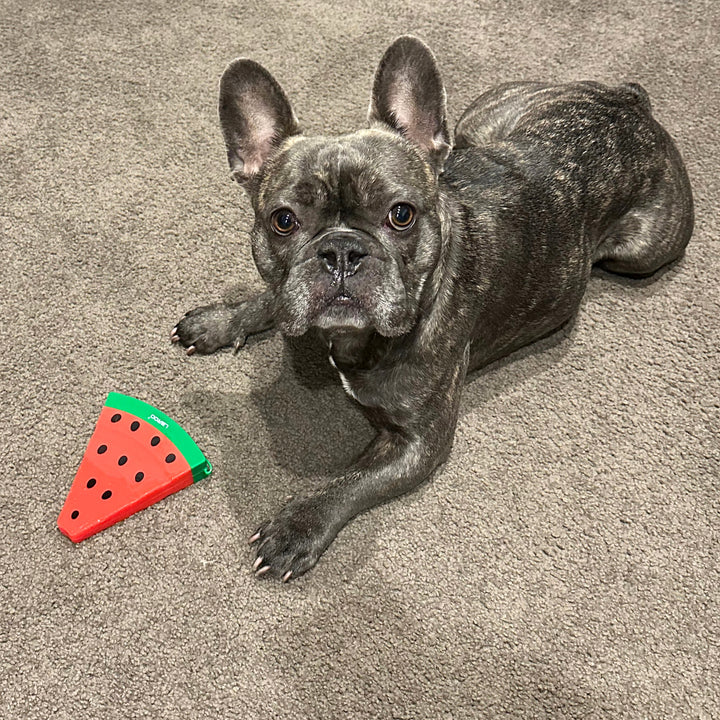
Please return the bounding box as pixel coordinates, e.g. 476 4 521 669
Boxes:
58 392 212 542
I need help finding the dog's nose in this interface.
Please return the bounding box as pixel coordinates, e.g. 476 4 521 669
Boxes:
317 234 368 279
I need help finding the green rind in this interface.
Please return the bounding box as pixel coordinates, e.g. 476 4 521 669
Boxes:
104 392 212 482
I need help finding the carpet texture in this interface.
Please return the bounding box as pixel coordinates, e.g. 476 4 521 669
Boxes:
1 1 718 718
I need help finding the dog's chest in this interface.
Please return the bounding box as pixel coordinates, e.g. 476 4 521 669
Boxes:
326 337 387 410
326 335 373 405
328 353 361 402
326 343 418 427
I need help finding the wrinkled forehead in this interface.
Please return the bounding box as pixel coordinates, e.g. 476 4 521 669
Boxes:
257 129 436 212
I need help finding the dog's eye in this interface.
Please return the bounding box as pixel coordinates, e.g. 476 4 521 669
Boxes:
387 203 416 231
270 208 298 236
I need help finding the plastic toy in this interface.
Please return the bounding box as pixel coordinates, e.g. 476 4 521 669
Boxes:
57 392 212 542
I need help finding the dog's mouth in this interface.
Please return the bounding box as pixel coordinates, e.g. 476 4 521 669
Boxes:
313 287 370 330
328 287 361 306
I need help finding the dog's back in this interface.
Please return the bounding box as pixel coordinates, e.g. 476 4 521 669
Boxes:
440 81 693 369
451 81 693 273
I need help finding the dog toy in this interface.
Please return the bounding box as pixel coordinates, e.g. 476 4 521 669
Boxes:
58 392 212 542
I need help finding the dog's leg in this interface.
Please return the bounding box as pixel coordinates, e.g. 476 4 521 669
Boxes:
251 430 452 581
593 139 693 277
172 290 275 355
594 197 693 277
251 347 470 581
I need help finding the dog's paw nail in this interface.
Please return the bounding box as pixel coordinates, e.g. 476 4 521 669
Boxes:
253 556 264 570
255 565 270 577
186 345 196 356
249 532 261 544
282 570 293 583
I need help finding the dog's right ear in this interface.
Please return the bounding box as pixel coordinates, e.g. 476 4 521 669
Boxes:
219 59 300 184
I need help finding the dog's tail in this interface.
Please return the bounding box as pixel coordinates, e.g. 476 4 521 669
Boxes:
619 82 652 113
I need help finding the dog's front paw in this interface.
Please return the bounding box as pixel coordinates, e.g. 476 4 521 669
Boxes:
250 496 340 581
171 304 244 355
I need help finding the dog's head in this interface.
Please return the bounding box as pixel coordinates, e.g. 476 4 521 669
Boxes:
219 36 450 338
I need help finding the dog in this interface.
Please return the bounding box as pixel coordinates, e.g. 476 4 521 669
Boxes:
171 36 693 581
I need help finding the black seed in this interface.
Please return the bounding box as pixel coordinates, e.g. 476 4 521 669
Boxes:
130 421 140 431
165 453 176 464
71 510 79 519
111 414 121 423
135 471 144 482
102 490 112 500
97 444 107 454
86 478 96 489
118 455 128 466
150 436 160 447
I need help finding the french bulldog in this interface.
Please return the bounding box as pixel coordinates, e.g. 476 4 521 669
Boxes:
172 36 693 581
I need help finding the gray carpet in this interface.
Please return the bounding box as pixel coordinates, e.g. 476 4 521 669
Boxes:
2 1 718 718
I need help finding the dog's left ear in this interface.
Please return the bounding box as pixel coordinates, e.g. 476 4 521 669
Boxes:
369 36 450 173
